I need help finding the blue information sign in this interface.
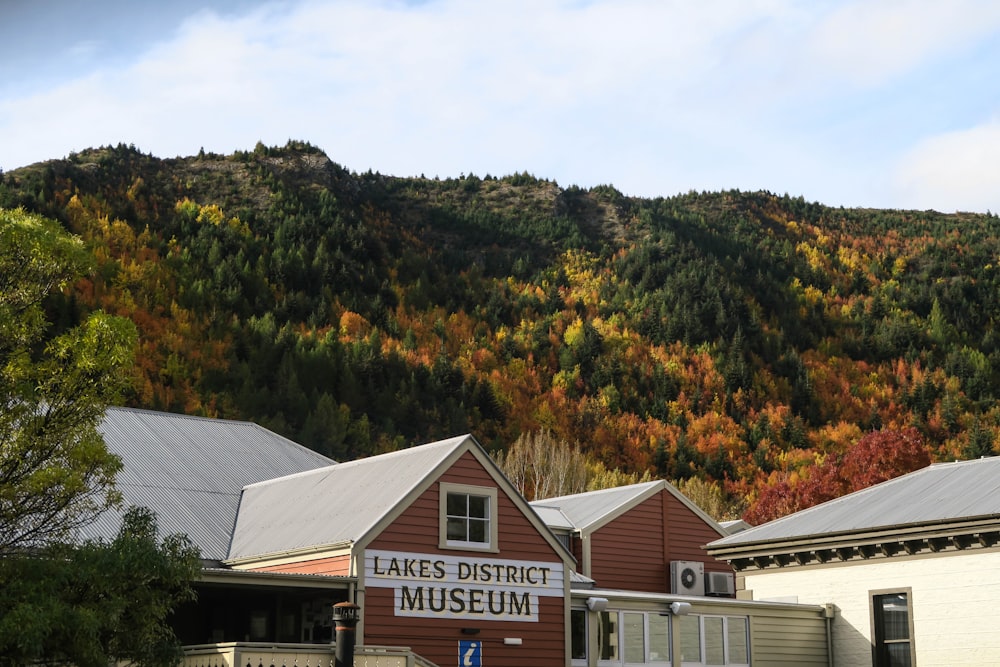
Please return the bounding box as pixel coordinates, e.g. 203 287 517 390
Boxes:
459 639 482 667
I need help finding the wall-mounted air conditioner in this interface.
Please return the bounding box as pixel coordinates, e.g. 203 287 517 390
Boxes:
670 560 704 596
705 571 735 597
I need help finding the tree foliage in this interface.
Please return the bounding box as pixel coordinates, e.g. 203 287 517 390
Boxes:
493 429 589 500
6 144 1000 522
744 428 930 525
0 506 200 667
0 207 137 554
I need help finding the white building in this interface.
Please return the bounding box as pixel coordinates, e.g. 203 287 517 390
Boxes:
707 457 1000 667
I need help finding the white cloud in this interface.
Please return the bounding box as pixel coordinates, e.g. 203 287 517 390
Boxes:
893 120 1000 213
797 0 1000 88
1 0 999 211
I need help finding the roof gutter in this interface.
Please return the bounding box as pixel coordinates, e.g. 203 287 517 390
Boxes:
224 540 355 568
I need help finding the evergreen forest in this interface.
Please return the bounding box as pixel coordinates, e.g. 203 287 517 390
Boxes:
4 140 1000 522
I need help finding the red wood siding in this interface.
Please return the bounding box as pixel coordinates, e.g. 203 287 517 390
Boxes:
365 450 566 667
369 451 562 561
249 553 351 576
588 489 733 593
589 494 667 591
661 490 733 576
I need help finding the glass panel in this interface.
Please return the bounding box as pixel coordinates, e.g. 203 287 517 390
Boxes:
623 612 645 663
886 642 911 667
468 495 488 518
679 614 700 662
446 492 466 516
727 617 749 663
599 611 618 660
704 616 724 665
468 517 487 542
571 609 587 660
446 516 467 541
648 613 670 663
879 594 910 641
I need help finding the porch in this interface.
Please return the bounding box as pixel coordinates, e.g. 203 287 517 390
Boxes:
180 642 439 667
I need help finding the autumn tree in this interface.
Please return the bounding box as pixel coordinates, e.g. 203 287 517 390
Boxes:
744 427 931 525
493 429 589 500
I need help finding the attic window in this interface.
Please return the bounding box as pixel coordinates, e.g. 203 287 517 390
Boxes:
439 483 498 552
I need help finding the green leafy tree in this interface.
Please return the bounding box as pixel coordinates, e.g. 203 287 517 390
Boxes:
1 208 198 666
0 506 200 667
0 207 137 554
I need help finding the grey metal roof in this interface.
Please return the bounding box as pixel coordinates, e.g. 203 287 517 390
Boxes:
531 481 663 532
82 407 334 560
711 457 1000 549
530 504 576 531
227 434 472 561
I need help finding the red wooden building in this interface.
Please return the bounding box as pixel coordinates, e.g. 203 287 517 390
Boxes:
532 481 735 596
86 408 834 666
225 434 573 666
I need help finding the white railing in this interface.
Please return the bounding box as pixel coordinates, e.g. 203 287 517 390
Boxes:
180 642 429 667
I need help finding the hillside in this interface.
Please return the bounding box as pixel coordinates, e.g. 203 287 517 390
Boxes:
4 140 1000 521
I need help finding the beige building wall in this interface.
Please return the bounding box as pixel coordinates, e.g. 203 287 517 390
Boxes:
739 549 1000 666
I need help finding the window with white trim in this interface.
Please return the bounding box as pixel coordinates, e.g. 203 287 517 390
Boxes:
681 615 749 667
593 610 671 665
438 483 498 551
871 589 914 667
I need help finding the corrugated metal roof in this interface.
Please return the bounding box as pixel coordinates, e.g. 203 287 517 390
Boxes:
227 434 472 560
80 407 334 560
530 481 662 531
530 504 576 531
711 457 1000 548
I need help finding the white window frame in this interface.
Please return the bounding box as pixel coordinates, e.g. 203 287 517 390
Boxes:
681 615 750 667
594 609 672 667
438 482 498 552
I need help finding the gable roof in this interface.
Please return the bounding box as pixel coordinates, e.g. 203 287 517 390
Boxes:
531 480 725 536
84 407 334 561
710 457 1000 552
227 435 471 561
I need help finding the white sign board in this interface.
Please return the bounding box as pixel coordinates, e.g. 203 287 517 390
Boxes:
365 549 564 622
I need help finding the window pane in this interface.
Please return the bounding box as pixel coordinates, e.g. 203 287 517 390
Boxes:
468 495 488 518
446 517 467 541
648 613 670 663
446 492 466 516
624 612 645 663
468 517 487 543
571 609 587 660
599 611 618 660
886 643 911 667
879 594 910 641
727 617 749 663
679 614 700 662
704 617 724 665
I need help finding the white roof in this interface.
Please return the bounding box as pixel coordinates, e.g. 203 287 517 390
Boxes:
227 435 473 560
531 480 725 536
711 457 1000 550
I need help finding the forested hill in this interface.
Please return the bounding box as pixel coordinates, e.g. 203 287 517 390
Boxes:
4 140 1000 521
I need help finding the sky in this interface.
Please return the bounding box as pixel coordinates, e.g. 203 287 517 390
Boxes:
2 0 999 213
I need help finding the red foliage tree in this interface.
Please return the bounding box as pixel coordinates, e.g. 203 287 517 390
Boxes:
744 427 930 525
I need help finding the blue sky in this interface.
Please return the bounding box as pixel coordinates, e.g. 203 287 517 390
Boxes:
2 0 999 212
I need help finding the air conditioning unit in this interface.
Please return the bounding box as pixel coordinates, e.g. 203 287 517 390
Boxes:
670 560 704 596
705 571 735 597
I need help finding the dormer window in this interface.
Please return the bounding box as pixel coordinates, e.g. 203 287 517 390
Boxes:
439 483 498 551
